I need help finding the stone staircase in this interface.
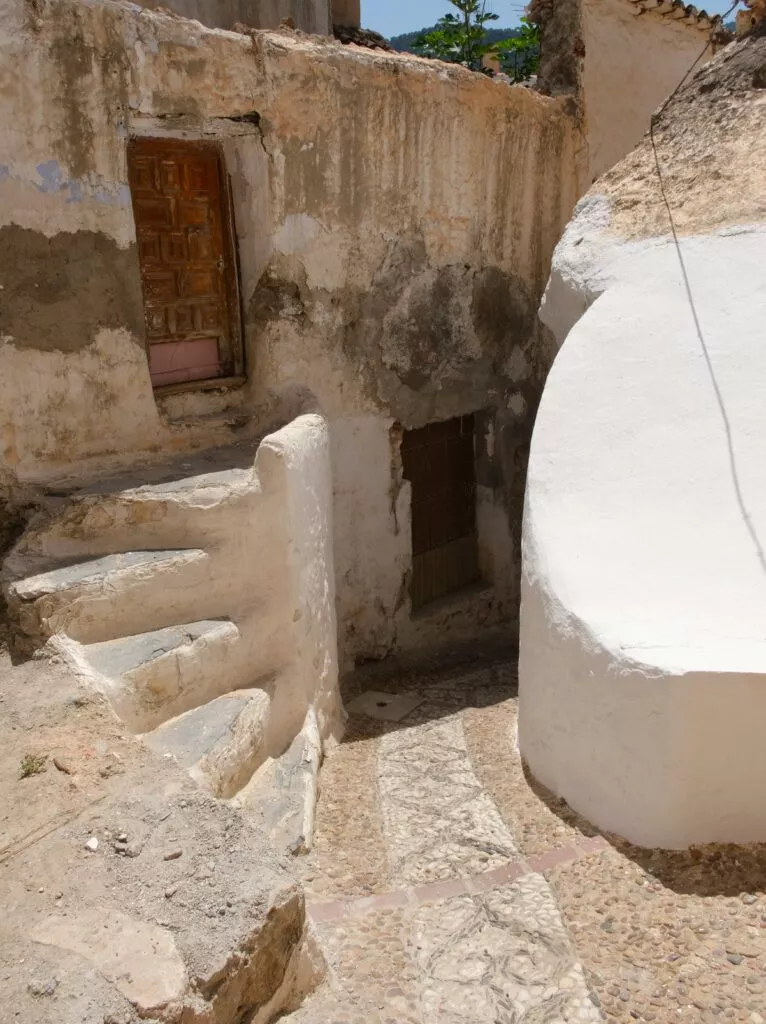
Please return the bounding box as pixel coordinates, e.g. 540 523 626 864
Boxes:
1 415 340 854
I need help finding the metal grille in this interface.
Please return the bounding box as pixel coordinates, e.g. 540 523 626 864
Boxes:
401 414 480 611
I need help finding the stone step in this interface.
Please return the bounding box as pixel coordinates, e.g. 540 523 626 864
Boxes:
3 440 260 570
4 549 212 651
234 710 322 855
141 688 272 799
82 619 243 733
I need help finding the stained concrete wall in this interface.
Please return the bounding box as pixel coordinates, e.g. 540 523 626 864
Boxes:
136 0 332 33
0 0 584 666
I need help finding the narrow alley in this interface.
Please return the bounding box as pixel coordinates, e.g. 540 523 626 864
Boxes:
291 640 766 1024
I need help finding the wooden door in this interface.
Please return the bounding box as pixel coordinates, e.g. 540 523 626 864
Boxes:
127 137 243 389
401 414 480 611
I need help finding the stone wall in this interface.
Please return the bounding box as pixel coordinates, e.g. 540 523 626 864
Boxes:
331 0 359 27
136 0 332 34
0 0 584 666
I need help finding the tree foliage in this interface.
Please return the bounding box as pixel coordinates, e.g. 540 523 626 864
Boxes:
410 2 540 82
494 17 541 82
389 25 522 53
412 0 500 70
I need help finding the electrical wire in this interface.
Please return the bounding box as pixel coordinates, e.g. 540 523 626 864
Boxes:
648 1 766 576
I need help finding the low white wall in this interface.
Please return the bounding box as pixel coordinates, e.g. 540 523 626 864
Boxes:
257 413 343 746
520 195 766 848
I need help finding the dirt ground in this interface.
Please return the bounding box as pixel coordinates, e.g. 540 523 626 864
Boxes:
0 626 311 1024
5 627 766 1024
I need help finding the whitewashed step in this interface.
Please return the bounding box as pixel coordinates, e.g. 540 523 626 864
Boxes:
82 619 242 733
4 549 211 650
4 441 260 568
142 688 272 799
234 711 321 855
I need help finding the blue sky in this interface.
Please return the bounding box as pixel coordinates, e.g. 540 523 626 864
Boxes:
361 0 739 39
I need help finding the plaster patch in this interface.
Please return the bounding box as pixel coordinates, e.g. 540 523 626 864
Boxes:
273 214 344 291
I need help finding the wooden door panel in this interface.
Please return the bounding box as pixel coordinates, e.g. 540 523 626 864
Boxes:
160 233 188 263
402 414 480 610
158 160 182 190
187 230 215 261
133 196 174 227
143 271 176 301
130 158 157 190
128 137 243 388
182 269 220 297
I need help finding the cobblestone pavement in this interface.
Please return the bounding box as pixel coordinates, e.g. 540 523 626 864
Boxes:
290 643 766 1024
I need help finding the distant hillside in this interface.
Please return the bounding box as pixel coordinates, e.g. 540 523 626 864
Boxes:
388 24 523 53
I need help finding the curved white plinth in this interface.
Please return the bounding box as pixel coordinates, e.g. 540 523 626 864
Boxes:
520 208 766 849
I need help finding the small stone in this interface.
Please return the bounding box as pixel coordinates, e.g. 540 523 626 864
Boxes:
742 894 758 905
727 953 743 965
164 886 178 899
85 837 99 852
27 977 57 997
116 832 128 843
217 906 226 916
750 1013 765 1024
53 758 73 775
164 848 182 861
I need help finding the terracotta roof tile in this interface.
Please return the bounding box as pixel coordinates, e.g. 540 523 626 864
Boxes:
624 0 732 37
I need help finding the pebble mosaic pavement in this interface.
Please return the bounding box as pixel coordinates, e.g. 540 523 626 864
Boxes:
288 643 766 1024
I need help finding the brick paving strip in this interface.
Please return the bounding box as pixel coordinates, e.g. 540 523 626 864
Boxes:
308 833 610 924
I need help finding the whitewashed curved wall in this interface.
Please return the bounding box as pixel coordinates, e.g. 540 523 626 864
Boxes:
520 195 766 848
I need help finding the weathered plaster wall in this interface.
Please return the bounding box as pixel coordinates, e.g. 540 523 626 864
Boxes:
581 0 716 183
136 0 332 34
0 0 584 663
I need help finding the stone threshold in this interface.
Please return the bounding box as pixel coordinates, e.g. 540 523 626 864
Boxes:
307 834 610 924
